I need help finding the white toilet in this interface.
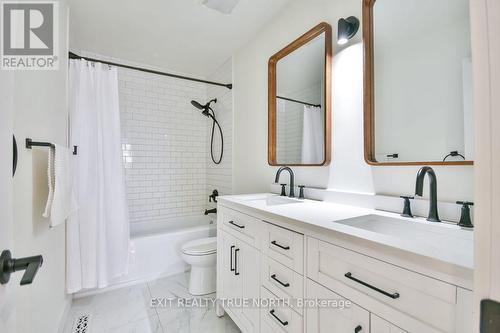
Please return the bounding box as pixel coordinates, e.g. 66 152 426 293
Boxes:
181 237 217 295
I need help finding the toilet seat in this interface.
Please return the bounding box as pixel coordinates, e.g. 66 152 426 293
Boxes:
182 237 217 255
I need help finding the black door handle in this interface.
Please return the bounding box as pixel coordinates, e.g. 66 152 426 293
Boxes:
271 240 290 250
13 135 18 177
354 325 362 333
271 274 290 287
269 309 288 326
0 250 43 285
344 272 400 299
234 248 240 275
228 220 245 229
230 245 235 272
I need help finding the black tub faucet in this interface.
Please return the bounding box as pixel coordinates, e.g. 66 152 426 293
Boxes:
204 208 217 215
275 166 295 197
415 166 441 222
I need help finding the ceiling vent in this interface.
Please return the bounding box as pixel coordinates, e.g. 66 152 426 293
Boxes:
201 0 240 14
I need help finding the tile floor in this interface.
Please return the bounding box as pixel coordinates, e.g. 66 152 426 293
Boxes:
63 273 240 333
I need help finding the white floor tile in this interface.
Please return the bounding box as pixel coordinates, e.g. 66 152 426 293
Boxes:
108 314 163 333
158 305 240 333
64 273 240 333
65 283 155 332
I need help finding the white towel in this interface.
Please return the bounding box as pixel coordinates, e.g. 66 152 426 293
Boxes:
43 144 78 227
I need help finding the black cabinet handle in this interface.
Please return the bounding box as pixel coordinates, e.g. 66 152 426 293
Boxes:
228 220 245 229
271 240 290 250
271 274 290 287
230 245 235 272
344 272 400 299
354 325 362 333
269 309 288 326
234 248 240 275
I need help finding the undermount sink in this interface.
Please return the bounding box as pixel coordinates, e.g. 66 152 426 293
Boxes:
246 195 302 206
336 214 472 250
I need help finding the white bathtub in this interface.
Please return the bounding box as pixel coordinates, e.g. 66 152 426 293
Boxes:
126 215 216 282
77 215 216 296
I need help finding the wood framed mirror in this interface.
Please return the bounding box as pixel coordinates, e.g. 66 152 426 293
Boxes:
268 22 332 166
363 0 474 166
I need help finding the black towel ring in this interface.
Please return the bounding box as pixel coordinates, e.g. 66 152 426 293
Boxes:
443 151 465 161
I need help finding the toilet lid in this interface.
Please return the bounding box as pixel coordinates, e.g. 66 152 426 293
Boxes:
182 237 217 255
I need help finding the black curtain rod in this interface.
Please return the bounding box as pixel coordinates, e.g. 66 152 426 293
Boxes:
68 52 233 90
277 96 321 108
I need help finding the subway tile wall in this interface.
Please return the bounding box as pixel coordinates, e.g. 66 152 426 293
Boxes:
206 59 233 211
117 61 233 223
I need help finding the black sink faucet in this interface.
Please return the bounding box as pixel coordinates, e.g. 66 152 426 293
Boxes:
275 166 295 197
415 166 441 222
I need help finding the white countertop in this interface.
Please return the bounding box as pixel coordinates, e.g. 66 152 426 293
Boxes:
218 193 474 271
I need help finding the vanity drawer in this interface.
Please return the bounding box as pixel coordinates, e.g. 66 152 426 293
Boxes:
307 237 458 333
219 207 260 247
261 257 304 314
260 286 303 333
263 222 304 274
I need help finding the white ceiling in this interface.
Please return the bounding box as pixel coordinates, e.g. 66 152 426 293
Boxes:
69 0 291 78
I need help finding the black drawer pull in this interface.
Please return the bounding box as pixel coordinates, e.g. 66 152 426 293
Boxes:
234 248 240 276
228 220 245 229
269 309 288 326
271 274 290 287
354 325 362 333
230 245 235 272
344 272 400 299
271 240 290 250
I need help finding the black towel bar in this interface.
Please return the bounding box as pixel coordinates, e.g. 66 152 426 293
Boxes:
25 138 78 155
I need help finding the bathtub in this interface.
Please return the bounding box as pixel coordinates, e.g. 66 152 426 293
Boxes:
77 215 216 296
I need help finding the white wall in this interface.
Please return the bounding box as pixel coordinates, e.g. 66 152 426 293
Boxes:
12 1 71 332
232 0 474 202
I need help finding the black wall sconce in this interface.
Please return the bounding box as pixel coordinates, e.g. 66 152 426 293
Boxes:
337 16 359 45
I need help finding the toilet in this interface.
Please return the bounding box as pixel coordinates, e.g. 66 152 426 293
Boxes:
181 237 217 295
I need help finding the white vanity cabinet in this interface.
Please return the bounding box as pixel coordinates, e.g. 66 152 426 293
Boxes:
218 225 260 333
306 279 369 333
216 201 473 333
306 236 472 333
370 315 407 333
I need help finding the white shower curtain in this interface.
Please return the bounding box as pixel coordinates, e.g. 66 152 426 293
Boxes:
67 60 130 293
301 105 324 164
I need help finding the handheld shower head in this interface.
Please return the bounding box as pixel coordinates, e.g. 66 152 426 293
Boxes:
190 98 223 164
191 100 205 110
191 99 217 117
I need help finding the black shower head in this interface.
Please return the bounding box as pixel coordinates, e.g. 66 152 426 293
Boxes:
191 100 205 110
191 99 217 117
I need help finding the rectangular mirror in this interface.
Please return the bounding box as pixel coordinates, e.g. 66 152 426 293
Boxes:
363 0 474 165
268 22 332 166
